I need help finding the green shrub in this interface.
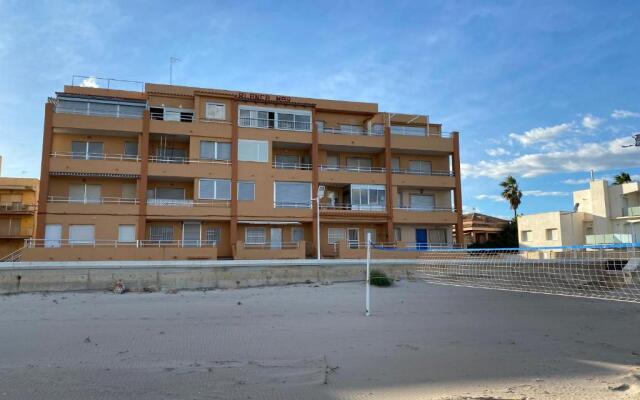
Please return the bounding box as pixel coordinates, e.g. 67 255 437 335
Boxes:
370 270 393 287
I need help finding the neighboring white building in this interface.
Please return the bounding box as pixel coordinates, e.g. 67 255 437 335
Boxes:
518 179 640 248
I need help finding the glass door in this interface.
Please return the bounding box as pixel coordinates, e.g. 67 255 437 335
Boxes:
182 222 201 247
270 228 282 249
348 228 359 249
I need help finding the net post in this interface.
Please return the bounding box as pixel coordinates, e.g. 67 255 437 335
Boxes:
365 232 371 317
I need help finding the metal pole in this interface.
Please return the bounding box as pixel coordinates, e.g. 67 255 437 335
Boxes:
316 197 321 260
365 232 371 316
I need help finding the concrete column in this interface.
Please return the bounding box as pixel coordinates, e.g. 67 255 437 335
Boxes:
311 108 319 258
230 100 239 248
137 110 150 240
384 124 394 242
35 102 54 239
452 131 464 246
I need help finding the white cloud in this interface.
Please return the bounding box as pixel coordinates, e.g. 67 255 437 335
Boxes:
508 122 573 146
611 110 640 119
562 178 591 185
80 76 99 88
462 136 640 179
475 194 503 202
485 147 510 156
522 190 569 197
581 114 602 129
462 205 480 213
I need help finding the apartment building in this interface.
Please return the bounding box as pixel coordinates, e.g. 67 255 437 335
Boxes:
25 79 462 261
0 177 38 258
518 179 640 248
462 213 509 245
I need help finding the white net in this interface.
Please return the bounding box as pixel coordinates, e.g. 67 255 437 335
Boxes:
407 244 640 303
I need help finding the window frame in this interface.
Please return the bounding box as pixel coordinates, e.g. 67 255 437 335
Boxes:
238 106 312 132
117 225 136 243
274 181 312 208
328 228 346 244
198 179 232 201
237 181 256 201
245 227 266 244
238 139 269 163
205 102 226 121
199 140 231 161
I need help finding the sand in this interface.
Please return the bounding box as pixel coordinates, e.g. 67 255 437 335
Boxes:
0 281 639 399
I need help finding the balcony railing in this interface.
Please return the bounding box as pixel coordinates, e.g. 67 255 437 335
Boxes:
147 199 230 207
238 117 311 132
24 239 217 249
391 126 453 138
321 127 384 136
150 109 194 122
50 152 140 161
148 156 231 165
273 201 312 209
343 241 459 250
320 203 386 212
585 233 638 245
272 161 312 170
0 225 32 238
0 203 36 213
48 196 139 205
392 168 454 176
394 206 456 212
53 95 144 119
241 241 301 250
319 165 386 173
623 206 640 217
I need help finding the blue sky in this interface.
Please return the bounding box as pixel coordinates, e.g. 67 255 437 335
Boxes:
0 0 639 219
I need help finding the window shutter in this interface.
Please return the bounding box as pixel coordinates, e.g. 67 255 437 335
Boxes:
69 225 95 244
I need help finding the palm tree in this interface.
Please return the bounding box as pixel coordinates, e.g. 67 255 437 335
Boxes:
613 172 632 185
500 175 523 219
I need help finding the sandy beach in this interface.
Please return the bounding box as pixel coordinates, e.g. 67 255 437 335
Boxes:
0 281 639 399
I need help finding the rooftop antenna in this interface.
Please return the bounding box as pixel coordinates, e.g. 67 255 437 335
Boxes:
169 57 181 85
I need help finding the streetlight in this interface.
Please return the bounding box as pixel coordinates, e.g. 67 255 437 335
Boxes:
314 185 325 260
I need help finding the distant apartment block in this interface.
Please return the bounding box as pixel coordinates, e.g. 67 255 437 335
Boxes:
462 212 509 245
0 177 38 258
518 179 640 248
25 78 463 261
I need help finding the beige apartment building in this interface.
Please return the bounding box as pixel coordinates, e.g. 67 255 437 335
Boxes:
518 179 640 248
24 80 462 261
0 177 38 258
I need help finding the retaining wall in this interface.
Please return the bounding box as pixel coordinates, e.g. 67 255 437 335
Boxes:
0 259 420 295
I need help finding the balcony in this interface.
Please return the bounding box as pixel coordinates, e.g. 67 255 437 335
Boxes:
238 117 311 132
0 222 32 238
272 161 312 170
52 97 144 133
392 168 456 188
320 203 387 219
623 206 640 217
390 130 454 153
585 234 639 245
321 127 383 137
393 206 458 224
50 152 141 176
233 240 306 260
149 108 194 123
47 196 139 215
318 165 386 185
0 203 36 214
148 156 231 178
146 199 231 218
319 128 385 149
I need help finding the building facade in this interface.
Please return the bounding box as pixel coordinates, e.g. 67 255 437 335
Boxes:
0 177 38 258
518 179 640 248
462 213 509 245
27 81 463 261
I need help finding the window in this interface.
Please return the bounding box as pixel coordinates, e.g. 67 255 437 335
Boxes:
409 160 432 175
200 141 231 161
118 225 136 243
325 154 339 170
149 225 173 242
394 227 402 242
199 179 231 200
274 154 300 168
546 228 558 241
391 157 400 172
409 194 435 210
274 181 311 208
521 230 532 242
340 124 364 134
291 227 304 242
44 224 62 248
238 106 311 132
122 183 137 200
150 107 193 122
391 125 426 136
205 102 226 120
372 123 384 135
238 139 268 162
153 145 187 163
71 141 104 160
69 225 95 244
429 229 447 244
205 227 221 245
238 181 255 201
245 227 266 244
328 228 346 244
346 157 373 171
350 184 385 211
69 184 101 204
124 142 138 160
148 187 185 200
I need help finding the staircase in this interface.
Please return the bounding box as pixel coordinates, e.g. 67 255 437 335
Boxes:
0 246 25 262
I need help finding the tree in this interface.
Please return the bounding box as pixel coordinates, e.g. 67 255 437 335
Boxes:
613 172 632 185
500 175 523 219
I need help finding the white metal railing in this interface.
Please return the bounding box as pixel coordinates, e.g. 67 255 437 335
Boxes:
391 168 454 176
585 233 637 245
0 203 36 212
393 206 456 212
321 127 384 136
242 241 301 250
273 201 312 209
148 155 231 165
50 152 140 161
344 241 460 250
48 196 139 205
150 110 194 123
238 117 311 132
24 239 217 249
320 203 386 212
147 199 230 207
624 206 640 217
70 75 145 92
272 161 312 170
319 165 386 173
54 102 144 119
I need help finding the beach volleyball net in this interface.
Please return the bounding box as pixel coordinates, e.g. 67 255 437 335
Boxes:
410 244 640 303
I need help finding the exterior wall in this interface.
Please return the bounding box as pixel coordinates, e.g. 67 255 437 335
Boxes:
21 246 217 261
0 178 39 258
518 212 586 248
